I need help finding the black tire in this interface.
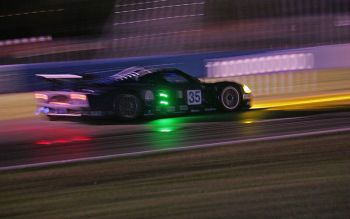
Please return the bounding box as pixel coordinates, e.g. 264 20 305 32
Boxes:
114 94 143 120
219 86 242 111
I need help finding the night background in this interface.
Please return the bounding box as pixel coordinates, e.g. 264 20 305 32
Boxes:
1 1 350 218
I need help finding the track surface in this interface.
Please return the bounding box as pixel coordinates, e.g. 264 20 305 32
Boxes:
1 102 350 170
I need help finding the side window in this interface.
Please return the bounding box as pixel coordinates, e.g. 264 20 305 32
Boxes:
162 72 189 84
140 74 157 83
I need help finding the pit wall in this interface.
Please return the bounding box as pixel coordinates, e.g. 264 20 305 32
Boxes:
203 44 350 97
202 68 350 98
0 43 350 95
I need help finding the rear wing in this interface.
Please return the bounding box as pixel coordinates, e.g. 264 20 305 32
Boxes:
36 74 83 79
36 74 88 90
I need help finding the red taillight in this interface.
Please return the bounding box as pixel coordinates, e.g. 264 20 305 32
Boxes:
70 93 87 101
35 93 48 100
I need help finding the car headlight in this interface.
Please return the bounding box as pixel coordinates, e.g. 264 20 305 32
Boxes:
243 84 252 94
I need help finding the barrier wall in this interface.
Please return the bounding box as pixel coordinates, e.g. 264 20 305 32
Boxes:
0 43 350 95
204 44 350 97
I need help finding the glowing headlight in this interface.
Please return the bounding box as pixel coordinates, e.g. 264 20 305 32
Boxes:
243 85 252 94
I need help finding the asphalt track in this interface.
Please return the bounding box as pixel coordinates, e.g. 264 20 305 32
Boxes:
1 101 350 171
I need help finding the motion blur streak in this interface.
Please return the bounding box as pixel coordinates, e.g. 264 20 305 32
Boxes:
35 136 91 145
253 93 350 109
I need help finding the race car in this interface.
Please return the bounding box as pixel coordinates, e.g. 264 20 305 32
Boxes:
34 66 252 120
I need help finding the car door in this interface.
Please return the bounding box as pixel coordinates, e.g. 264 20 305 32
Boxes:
156 70 204 113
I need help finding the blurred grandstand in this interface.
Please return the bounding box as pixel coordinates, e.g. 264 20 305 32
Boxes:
1 0 350 64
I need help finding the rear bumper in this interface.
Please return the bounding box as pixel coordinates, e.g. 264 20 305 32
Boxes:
36 104 114 117
35 91 93 117
37 107 113 118
36 105 86 117
36 98 90 116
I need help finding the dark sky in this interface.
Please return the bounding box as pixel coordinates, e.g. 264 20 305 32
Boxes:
2 0 350 40
205 0 350 23
0 0 115 40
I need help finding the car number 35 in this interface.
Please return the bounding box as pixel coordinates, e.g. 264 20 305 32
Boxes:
187 90 202 105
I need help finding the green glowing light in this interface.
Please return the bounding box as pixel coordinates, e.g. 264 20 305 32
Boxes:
147 118 184 149
158 91 170 106
160 128 172 133
160 101 169 105
159 93 168 98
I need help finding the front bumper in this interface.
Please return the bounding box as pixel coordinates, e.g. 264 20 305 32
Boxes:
242 93 252 109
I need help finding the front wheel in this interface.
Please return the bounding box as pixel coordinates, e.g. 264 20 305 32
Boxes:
114 94 143 120
219 86 242 111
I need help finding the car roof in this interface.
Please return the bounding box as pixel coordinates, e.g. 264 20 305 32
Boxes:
109 66 151 81
109 66 181 81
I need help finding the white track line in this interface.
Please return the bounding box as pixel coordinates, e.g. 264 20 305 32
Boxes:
114 14 204 25
1 127 350 171
114 2 204 14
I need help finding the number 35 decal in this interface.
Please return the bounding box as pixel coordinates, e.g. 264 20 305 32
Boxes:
187 90 202 105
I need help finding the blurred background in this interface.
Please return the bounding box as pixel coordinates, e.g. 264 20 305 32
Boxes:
1 0 350 63
2 2 350 217
1 0 350 109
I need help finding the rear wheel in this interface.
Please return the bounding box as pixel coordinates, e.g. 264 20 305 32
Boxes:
114 94 142 120
219 86 241 111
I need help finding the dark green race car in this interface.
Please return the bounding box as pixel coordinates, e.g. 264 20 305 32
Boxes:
35 66 252 120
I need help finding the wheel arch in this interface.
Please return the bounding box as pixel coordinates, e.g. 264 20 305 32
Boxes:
212 81 243 101
112 89 146 119
213 81 244 111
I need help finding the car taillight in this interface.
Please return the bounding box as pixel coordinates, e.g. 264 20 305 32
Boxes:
70 93 87 101
34 93 48 100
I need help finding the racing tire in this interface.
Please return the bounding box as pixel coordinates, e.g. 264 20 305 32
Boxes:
114 94 143 120
219 86 242 111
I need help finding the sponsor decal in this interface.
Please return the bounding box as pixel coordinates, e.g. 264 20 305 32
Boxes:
179 105 189 111
187 90 202 105
204 108 217 112
145 90 154 101
177 90 183 98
